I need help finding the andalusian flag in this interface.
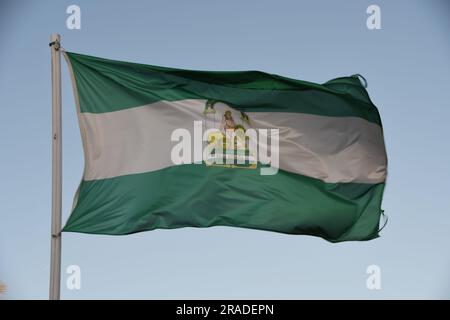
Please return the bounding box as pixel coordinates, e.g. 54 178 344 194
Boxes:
62 52 387 242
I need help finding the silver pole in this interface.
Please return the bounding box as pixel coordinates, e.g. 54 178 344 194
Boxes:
49 33 62 300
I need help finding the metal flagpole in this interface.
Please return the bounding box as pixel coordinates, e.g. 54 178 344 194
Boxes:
49 33 62 300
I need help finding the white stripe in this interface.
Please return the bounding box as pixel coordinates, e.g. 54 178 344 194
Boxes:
79 99 387 183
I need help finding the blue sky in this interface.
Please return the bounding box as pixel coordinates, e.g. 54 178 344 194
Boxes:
0 0 449 299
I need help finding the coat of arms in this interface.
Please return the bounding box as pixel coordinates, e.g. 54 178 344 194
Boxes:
203 100 256 169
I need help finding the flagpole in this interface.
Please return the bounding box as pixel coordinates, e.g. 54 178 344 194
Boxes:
49 33 62 300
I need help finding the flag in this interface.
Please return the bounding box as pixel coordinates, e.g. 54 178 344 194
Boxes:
62 52 387 242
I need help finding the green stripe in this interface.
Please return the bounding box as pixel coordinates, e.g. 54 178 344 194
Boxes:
63 164 385 242
66 52 382 125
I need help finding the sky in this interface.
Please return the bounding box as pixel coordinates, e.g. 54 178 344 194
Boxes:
0 0 449 299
